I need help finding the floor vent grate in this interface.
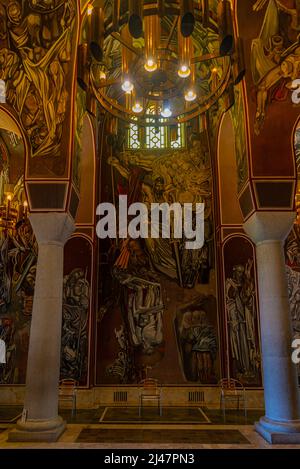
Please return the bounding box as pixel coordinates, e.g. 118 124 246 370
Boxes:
188 391 205 403
114 391 128 403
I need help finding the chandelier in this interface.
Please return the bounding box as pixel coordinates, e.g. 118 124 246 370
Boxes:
0 186 28 234
79 1 245 125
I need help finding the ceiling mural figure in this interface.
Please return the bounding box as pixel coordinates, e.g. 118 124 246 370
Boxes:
251 0 300 134
0 0 76 172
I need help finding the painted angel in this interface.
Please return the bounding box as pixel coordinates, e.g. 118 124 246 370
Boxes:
251 0 300 134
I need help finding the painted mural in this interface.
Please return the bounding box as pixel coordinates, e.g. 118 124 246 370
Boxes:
0 231 92 385
175 295 219 384
0 164 92 385
0 0 78 177
251 0 300 135
285 224 300 381
230 84 249 193
223 236 262 386
295 124 300 171
96 131 220 385
60 236 92 386
0 195 37 384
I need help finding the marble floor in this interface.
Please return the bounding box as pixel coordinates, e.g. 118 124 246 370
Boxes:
0 422 300 449
0 407 299 449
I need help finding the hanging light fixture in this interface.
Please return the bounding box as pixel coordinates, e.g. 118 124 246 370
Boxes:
77 43 89 91
132 101 143 113
89 6 104 62
144 14 160 72
132 90 143 113
128 0 143 39
158 0 165 17
112 0 120 32
218 0 234 56
184 64 197 102
87 4 93 16
161 100 172 118
122 79 134 93
180 0 195 38
90 1 237 125
184 88 197 101
132 99 144 114
121 24 134 93
200 0 209 28
178 32 192 78
231 37 246 85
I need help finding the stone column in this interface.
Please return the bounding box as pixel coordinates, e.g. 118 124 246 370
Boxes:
244 212 300 444
9 213 75 442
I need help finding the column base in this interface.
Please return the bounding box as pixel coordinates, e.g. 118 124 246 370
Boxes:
255 416 300 444
8 416 66 443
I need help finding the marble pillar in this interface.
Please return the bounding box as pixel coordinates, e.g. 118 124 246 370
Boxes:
244 212 300 444
9 213 75 442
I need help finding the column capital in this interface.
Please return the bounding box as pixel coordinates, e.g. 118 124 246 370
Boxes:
243 211 296 244
29 213 75 246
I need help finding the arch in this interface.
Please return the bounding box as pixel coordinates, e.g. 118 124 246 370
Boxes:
217 111 243 226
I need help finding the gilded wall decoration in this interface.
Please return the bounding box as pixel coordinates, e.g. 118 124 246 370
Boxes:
251 0 300 135
0 0 77 176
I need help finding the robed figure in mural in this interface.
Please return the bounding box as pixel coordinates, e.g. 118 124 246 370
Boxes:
61 268 90 382
225 259 259 379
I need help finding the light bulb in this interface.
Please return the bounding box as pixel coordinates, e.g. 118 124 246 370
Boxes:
99 70 106 80
122 79 134 93
144 58 158 72
161 105 172 118
132 101 143 113
178 64 191 78
23 201 28 207
184 89 197 102
7 195 12 201
87 4 93 15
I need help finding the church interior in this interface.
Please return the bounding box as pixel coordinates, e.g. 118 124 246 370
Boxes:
0 0 300 451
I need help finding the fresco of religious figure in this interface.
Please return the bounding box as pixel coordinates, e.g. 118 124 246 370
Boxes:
108 132 214 289
60 268 90 383
96 125 219 385
0 215 37 384
0 0 76 175
285 225 300 381
175 296 219 384
225 258 260 383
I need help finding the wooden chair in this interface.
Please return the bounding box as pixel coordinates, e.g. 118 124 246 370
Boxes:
219 378 247 419
138 378 162 417
59 379 77 416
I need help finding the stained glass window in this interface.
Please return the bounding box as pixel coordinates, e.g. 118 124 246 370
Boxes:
128 122 141 149
127 106 185 150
